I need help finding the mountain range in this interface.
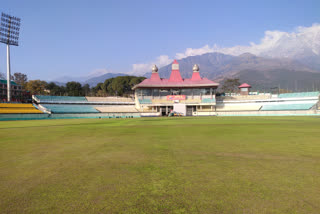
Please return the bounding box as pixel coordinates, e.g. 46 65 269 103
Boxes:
46 24 320 90
153 52 320 91
52 52 320 91
52 73 127 87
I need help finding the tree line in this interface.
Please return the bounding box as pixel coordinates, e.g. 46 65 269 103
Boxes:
3 72 293 97
0 72 248 96
0 72 146 97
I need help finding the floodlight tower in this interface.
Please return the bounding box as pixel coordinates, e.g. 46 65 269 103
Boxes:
0 12 21 102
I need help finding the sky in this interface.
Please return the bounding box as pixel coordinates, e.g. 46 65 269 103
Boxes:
0 0 319 81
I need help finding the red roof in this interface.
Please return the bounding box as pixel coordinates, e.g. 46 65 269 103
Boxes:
238 83 251 88
133 60 219 89
169 59 183 82
150 72 160 81
191 72 201 81
169 70 183 82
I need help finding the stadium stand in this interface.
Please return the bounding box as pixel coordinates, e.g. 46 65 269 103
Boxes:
34 95 87 103
42 104 99 113
0 103 42 114
217 95 271 101
278 92 320 98
95 106 138 113
216 104 262 111
261 103 316 111
86 96 134 102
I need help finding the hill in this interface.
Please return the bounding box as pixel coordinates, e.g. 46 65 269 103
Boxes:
52 73 127 87
84 73 127 86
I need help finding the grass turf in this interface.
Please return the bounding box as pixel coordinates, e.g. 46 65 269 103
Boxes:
0 116 320 213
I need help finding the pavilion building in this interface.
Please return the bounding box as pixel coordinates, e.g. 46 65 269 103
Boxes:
132 60 219 116
238 83 251 96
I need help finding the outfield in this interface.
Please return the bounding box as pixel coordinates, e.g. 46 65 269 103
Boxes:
0 117 320 213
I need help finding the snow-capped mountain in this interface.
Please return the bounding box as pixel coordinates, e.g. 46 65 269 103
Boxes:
217 24 320 70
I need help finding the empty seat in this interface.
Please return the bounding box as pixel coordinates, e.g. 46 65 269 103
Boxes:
278 92 320 98
216 95 271 101
85 96 134 102
216 104 262 111
34 95 87 103
95 106 138 113
261 103 316 111
42 104 99 113
0 103 43 114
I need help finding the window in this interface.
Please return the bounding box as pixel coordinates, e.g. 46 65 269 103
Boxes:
159 89 170 96
204 88 211 95
153 89 159 97
192 89 201 96
181 89 193 96
171 89 180 95
141 89 152 96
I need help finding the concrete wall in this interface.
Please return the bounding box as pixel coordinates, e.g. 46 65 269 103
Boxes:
141 112 162 117
0 112 141 121
193 111 216 116
216 110 319 116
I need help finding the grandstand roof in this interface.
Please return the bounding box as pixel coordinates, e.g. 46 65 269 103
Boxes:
133 60 219 89
238 83 251 88
0 79 18 86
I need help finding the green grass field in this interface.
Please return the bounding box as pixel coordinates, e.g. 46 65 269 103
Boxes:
1 117 320 213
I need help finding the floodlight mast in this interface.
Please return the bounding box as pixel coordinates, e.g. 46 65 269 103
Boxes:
7 44 11 101
0 12 21 102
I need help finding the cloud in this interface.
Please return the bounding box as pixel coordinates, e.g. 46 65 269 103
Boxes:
130 45 218 74
218 23 320 58
175 45 218 59
130 23 320 73
131 55 172 75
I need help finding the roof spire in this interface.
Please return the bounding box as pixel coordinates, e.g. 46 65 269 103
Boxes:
191 64 201 81
169 60 183 82
150 64 160 81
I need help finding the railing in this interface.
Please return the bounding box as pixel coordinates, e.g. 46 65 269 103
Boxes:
216 95 271 101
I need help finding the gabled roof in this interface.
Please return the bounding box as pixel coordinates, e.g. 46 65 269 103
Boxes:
133 60 219 89
238 83 251 88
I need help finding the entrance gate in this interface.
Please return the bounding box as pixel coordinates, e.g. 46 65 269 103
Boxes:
186 106 193 116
